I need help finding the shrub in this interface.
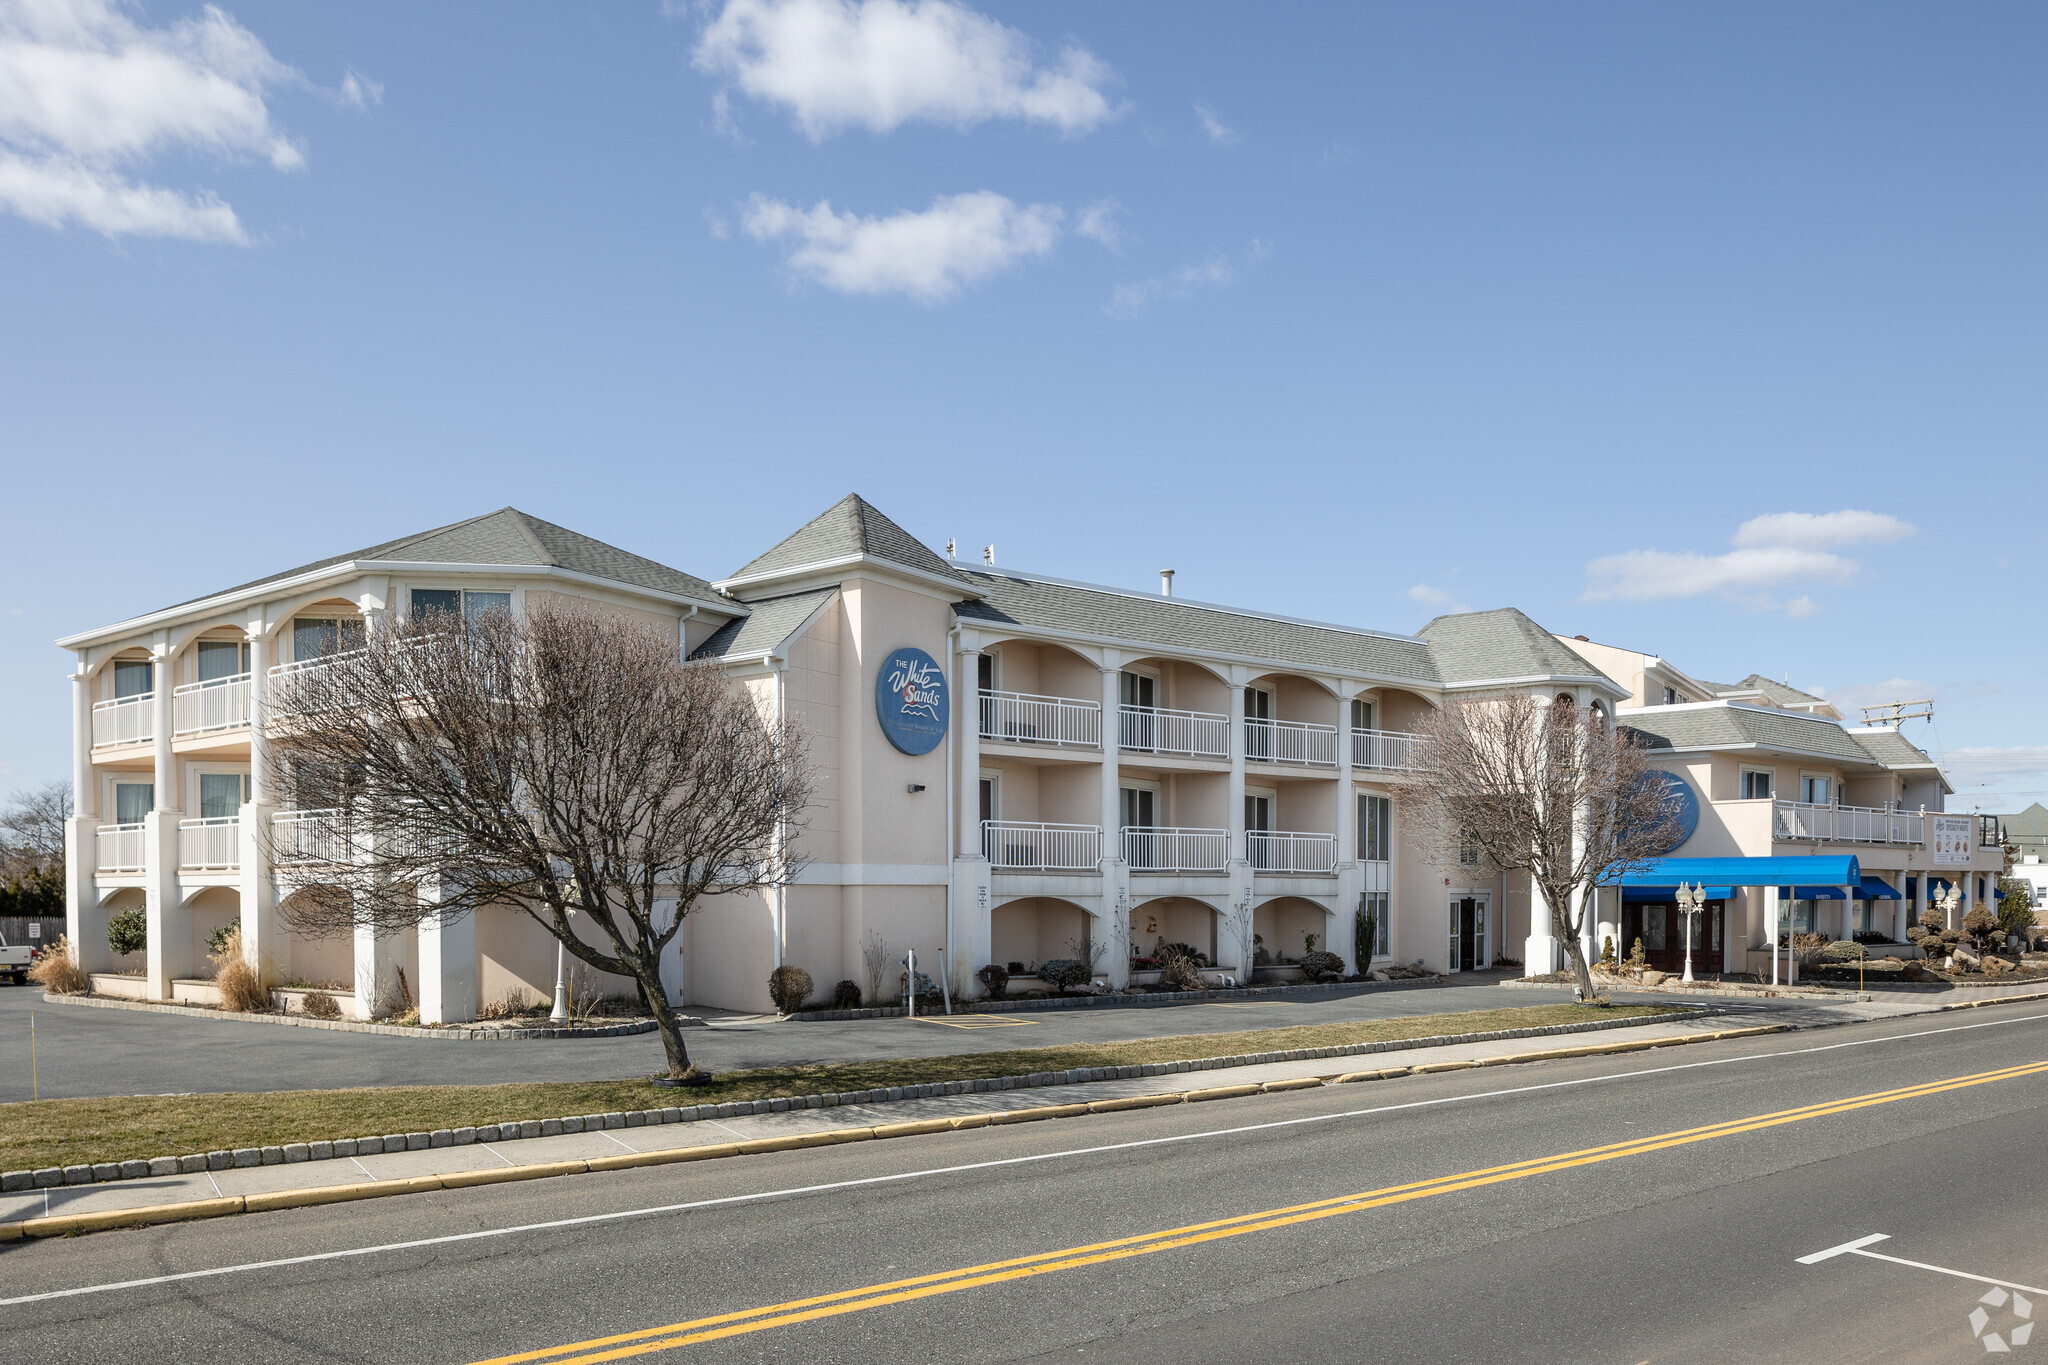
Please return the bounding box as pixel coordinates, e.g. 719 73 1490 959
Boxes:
1037 958 1090 991
975 963 1010 999
1353 902 1378 970
1963 906 1999 946
831 979 862 1009
27 935 89 994
300 990 342 1019
1156 943 1207 992
206 922 238 957
767 965 814 1015
1852 930 1896 945
1299 950 1344 981
210 925 272 1013
107 906 146 958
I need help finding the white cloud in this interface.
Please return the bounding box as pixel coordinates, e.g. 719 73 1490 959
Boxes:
0 0 306 242
1106 238 1268 320
1731 510 1916 551
741 190 1062 302
693 0 1122 139
1074 197 1124 249
1941 747 2048 806
337 68 382 110
1581 509 1917 610
1408 583 1469 614
1193 102 1238 146
1812 677 1939 718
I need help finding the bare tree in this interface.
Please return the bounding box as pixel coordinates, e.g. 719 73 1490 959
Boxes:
1406 694 1681 999
265 601 809 1077
0 780 71 878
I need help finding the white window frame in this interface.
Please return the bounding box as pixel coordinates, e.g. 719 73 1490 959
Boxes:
186 762 252 818
976 648 1002 695
1799 772 1833 806
107 776 155 824
1740 767 1775 801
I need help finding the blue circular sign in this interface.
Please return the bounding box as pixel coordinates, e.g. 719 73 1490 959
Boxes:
1634 771 1700 854
875 646 950 755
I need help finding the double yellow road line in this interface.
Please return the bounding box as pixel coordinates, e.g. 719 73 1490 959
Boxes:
478 1057 2048 1364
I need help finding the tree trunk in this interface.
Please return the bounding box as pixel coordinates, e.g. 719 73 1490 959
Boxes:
1552 899 1599 1001
636 972 694 1078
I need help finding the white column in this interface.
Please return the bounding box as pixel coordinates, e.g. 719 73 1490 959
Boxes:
70 666 93 821
144 642 186 999
653 897 684 1006
1332 687 1358 974
1099 663 1122 857
1894 875 1910 942
417 883 476 1025
353 919 406 1021
1227 673 1247 862
1766 885 1781 984
67 662 112 974
957 646 982 861
239 629 283 982
1099 662 1129 990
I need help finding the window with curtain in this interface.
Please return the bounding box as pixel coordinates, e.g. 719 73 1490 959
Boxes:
1358 794 1391 862
293 616 366 660
196 639 250 682
199 773 243 819
113 659 152 699
115 783 153 823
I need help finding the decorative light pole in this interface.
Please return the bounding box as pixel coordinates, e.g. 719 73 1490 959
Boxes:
1676 882 1705 984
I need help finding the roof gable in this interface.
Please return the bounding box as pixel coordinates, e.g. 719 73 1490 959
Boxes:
722 494 973 593
1418 608 1620 690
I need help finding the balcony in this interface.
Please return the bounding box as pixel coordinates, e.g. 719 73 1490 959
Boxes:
272 808 348 864
1248 830 1337 873
1352 728 1420 772
92 694 153 749
981 820 1100 871
173 674 251 737
95 822 145 874
1119 704 1228 759
1245 717 1337 767
978 690 1101 750
1773 800 1925 846
1122 826 1227 873
267 650 365 717
178 816 241 871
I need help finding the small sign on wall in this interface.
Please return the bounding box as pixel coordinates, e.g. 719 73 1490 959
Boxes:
1931 814 1973 867
26 923 39 939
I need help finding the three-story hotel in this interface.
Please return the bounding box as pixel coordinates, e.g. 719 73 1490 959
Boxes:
59 495 2005 1016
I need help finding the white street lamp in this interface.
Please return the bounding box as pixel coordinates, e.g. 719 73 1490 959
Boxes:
1676 882 1704 984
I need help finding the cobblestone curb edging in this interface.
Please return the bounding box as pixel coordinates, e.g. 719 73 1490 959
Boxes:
1501 977 1856 1000
38 992 665 1040
794 973 1452 1021
0 1019 1787 1242
0 1007 1703 1195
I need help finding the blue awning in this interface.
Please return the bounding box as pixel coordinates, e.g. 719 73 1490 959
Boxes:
1623 886 1733 903
1787 886 1847 900
1613 855 1860 888
1859 877 1902 901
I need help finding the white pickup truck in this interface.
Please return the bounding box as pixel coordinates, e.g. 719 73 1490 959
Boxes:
0 931 33 986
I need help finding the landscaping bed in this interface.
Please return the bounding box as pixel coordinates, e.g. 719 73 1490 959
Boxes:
0 1001 1674 1174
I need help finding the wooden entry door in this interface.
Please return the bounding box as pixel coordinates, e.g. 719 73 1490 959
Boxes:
1623 903 1722 974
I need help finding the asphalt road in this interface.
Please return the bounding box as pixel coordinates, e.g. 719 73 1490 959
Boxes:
7 1004 2045 1362
0 972 1754 1100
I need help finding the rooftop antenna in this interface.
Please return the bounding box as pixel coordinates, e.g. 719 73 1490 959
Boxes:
1860 698 1935 727
1160 569 1175 598
983 544 995 565
946 538 956 560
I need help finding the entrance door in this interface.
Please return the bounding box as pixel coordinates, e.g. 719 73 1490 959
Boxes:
1622 902 1722 974
1448 895 1489 972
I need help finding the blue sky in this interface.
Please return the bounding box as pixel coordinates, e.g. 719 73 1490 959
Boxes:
1 0 2043 809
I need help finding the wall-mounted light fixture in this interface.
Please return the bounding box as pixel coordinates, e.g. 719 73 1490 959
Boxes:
907 783 926 793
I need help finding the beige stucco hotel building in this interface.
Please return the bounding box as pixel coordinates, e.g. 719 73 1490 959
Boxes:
59 495 2004 1016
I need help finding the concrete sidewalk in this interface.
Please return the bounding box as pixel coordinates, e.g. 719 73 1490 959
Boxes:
0 1010 1753 1234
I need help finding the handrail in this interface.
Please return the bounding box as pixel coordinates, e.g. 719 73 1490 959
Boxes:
1121 825 1228 873
272 807 348 864
1247 829 1337 873
1772 799 1925 846
177 815 241 871
173 672 252 736
1245 716 1338 767
1351 728 1421 771
980 820 1100 871
90 693 154 748
1118 704 1228 759
94 822 146 874
978 689 1102 749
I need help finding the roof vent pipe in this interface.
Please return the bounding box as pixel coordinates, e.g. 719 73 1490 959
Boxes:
1160 569 1175 597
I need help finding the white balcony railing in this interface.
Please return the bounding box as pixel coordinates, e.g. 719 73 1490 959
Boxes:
272 808 348 864
1122 826 1228 873
1773 800 1926 846
1248 830 1338 873
173 674 252 737
178 816 240 871
267 650 365 716
91 694 154 748
1119 705 1228 759
981 820 1100 871
978 690 1101 749
1245 717 1338 767
95 822 146 874
1352 728 1420 771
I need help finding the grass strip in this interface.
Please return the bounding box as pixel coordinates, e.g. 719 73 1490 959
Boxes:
0 1001 1666 1173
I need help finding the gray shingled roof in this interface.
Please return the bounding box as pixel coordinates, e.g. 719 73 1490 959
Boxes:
726 494 972 589
690 588 836 662
167 508 721 611
1418 609 1620 689
1621 703 1879 765
1848 726 1941 770
953 571 1440 682
1732 674 1832 710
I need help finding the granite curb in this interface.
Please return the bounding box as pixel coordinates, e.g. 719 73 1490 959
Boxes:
0 1019 1787 1242
40 992 664 1040
0 1006 1703 1195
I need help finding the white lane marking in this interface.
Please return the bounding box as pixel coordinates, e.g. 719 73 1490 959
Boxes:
5 1009 2047 1311
1797 1233 1890 1263
1799 1235 2048 1295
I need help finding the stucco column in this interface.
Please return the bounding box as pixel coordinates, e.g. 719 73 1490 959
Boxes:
239 630 283 983
353 918 406 1021
1098 662 1129 989
417 881 476 1025
1330 685 1358 973
1227 674 1247 862
958 646 982 860
67 663 112 973
142 643 186 999
1098 663 1122 858
1895 875 1910 942
70 666 93 821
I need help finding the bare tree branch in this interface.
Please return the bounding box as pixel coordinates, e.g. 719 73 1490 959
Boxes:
264 601 810 1076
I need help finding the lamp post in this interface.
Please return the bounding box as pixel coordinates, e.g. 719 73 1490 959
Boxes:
549 901 578 1025
1676 882 1704 984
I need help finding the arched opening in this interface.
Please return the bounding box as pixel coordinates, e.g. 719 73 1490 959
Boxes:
1252 896 1329 976
990 896 1093 981
1129 896 1219 967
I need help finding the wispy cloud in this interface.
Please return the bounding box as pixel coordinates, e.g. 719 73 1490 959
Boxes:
337 68 383 110
1942 747 2048 806
1408 583 1469 614
1074 197 1125 249
741 190 1063 302
1193 102 1239 147
693 0 1123 139
1106 238 1268 320
1581 510 1916 612
0 0 310 243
